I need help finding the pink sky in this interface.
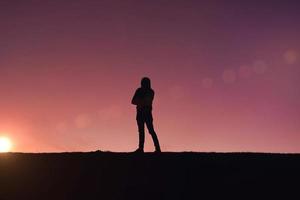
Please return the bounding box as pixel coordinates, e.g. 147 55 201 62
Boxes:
0 0 299 153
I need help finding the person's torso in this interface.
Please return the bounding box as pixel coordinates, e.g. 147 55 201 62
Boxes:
136 88 154 111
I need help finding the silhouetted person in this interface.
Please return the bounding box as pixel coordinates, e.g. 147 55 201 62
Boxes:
131 77 161 153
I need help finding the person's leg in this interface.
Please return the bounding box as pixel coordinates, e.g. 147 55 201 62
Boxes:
137 118 145 151
145 114 161 152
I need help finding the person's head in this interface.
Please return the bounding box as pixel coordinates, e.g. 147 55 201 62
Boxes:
141 77 151 89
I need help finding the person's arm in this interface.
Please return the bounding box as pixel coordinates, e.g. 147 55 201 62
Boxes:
131 89 140 105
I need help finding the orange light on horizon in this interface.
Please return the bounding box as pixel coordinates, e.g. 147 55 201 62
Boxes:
0 136 12 153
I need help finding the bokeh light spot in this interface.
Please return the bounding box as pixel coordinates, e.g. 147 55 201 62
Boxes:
284 50 298 64
202 78 214 88
56 122 68 133
222 69 236 83
238 65 252 78
253 60 267 74
98 105 123 121
75 114 92 129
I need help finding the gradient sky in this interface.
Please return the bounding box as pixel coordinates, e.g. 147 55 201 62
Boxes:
0 0 299 153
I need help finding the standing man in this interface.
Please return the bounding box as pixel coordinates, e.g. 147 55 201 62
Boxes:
131 77 161 153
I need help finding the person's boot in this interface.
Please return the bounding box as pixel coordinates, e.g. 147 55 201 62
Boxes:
154 147 161 153
134 148 144 153
150 131 161 153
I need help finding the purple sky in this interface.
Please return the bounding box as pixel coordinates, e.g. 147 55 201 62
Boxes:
0 0 300 152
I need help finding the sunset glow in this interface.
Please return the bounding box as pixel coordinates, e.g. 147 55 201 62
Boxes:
0 137 12 153
0 1 299 153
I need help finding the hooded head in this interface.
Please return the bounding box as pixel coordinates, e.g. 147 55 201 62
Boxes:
141 77 151 89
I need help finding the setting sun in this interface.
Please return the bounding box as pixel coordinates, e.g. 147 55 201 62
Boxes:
0 137 12 153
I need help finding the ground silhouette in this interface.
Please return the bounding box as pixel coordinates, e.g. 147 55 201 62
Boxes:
0 152 300 200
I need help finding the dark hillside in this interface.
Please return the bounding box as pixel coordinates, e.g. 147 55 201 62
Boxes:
1 152 299 199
